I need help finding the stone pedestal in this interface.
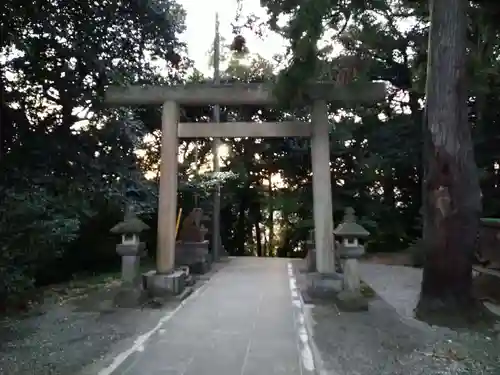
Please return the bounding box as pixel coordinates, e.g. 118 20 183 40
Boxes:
122 256 140 285
142 269 187 296
175 241 211 274
336 259 368 311
343 258 361 291
113 243 146 307
116 243 146 285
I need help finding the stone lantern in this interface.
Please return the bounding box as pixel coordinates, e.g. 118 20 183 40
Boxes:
110 205 149 306
333 207 370 310
334 207 369 260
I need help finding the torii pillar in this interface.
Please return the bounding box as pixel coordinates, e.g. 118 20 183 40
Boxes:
156 101 179 274
139 100 186 297
311 100 336 273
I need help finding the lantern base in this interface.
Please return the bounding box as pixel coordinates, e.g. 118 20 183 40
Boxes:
309 272 343 292
338 245 365 259
336 290 369 312
142 269 187 296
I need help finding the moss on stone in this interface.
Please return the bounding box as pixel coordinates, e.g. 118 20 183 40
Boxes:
360 282 376 298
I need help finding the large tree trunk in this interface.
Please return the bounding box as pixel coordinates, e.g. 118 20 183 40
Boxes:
418 0 482 314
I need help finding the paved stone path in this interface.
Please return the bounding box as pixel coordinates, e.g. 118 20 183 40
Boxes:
101 257 308 375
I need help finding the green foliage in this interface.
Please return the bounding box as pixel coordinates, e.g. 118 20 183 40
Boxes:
0 185 82 299
182 171 239 202
0 0 187 304
260 0 392 105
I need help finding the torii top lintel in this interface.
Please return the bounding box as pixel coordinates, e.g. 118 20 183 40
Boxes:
104 81 386 106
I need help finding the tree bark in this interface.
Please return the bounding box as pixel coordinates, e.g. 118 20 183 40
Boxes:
249 197 263 257
255 221 263 257
236 192 248 256
418 0 482 313
267 172 274 257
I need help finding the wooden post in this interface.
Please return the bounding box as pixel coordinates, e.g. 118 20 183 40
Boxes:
311 100 336 273
175 208 183 239
157 101 179 274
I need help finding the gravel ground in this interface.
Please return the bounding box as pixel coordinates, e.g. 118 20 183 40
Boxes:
292 260 500 375
0 262 227 375
0 300 171 375
3 259 497 375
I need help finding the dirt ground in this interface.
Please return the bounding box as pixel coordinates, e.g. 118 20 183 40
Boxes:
293 259 500 375
363 252 415 266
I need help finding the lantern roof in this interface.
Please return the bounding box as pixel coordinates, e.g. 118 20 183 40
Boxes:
333 207 370 237
110 205 150 234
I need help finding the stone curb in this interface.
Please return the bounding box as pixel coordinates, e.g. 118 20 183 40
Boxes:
290 261 341 375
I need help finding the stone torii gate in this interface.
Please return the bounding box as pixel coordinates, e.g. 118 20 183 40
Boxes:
105 81 385 295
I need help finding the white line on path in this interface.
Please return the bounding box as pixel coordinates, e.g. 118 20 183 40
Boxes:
287 262 316 373
97 280 212 375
